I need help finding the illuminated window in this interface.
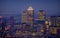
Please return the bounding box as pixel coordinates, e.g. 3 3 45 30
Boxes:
57 17 60 26
38 15 45 20
32 32 36 36
45 20 49 25
15 30 22 37
50 27 57 34
21 13 27 23
40 28 44 33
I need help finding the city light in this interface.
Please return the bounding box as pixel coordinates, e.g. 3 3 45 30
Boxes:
0 6 60 38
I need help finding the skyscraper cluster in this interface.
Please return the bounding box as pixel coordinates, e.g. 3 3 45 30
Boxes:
0 6 60 38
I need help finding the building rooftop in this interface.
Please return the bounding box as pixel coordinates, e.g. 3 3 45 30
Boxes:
27 6 33 10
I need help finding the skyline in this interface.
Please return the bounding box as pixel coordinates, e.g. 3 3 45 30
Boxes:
0 0 60 17
0 0 60 38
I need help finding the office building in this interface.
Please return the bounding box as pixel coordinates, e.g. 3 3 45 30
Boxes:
37 10 46 27
49 16 57 35
38 10 45 20
56 16 60 26
21 11 27 23
27 6 34 24
50 16 57 26
56 16 60 37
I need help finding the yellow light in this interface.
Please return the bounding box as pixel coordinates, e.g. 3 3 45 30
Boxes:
15 30 22 36
41 29 44 33
32 33 35 36
50 27 57 34
45 21 49 25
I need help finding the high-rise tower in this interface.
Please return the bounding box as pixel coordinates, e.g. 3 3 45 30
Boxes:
27 6 34 25
38 10 45 20
37 10 46 36
21 11 27 23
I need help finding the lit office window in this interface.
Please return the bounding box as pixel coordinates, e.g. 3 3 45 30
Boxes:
50 27 57 34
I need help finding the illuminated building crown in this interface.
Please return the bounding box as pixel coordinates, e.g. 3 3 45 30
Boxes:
27 6 33 10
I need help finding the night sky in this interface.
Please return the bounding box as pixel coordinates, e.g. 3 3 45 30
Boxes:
0 0 60 17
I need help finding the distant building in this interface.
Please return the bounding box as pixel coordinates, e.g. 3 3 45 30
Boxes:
21 11 27 23
49 16 57 35
14 15 21 24
50 16 57 26
34 10 46 36
45 19 49 35
56 16 60 27
38 10 45 20
37 10 46 27
0 16 7 37
0 16 6 30
56 16 60 37
21 6 34 25
27 6 34 24
9 16 14 26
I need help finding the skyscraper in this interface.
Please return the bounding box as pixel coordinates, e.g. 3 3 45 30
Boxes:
49 16 57 35
38 10 45 20
50 16 57 26
37 10 46 27
27 6 34 25
37 10 46 36
21 11 27 23
56 16 60 27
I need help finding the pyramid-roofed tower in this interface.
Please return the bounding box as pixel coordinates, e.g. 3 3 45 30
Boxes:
27 6 33 10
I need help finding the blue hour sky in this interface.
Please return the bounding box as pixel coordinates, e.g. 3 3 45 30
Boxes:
0 0 60 17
